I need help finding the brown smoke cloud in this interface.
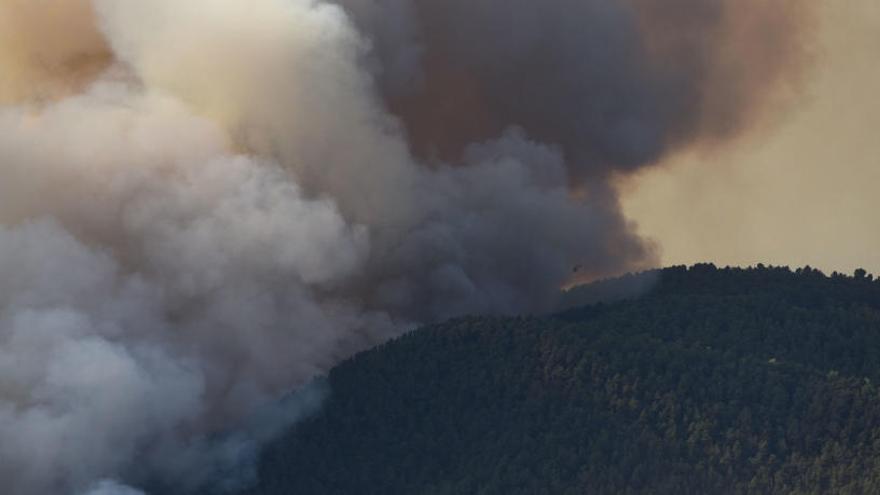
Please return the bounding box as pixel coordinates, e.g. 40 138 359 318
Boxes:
0 1 809 494
0 0 110 103
334 0 811 177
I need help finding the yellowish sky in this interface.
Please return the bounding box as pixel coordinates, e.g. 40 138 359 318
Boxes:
622 0 880 275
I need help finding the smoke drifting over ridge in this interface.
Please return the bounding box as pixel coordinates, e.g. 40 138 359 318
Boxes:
0 0 806 493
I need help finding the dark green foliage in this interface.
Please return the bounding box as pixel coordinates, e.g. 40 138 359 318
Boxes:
243 265 880 495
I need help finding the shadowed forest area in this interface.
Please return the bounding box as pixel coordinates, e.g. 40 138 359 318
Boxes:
242 265 880 494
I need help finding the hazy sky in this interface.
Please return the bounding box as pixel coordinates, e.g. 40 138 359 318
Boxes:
623 0 880 275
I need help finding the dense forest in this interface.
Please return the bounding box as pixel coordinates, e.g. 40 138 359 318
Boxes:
241 264 880 494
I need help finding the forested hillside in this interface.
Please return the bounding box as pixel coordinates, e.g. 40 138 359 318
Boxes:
243 265 880 494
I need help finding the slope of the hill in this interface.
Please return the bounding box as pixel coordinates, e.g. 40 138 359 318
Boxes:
243 265 880 495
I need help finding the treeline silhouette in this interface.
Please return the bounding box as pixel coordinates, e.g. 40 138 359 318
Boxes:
242 264 880 494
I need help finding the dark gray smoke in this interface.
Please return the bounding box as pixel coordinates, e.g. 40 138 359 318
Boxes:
334 0 808 177
0 0 807 493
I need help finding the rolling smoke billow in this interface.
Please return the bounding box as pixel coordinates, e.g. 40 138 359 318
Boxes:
0 0 807 493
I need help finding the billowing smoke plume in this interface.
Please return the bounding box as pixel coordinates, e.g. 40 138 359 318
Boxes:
0 0 806 493
336 0 808 176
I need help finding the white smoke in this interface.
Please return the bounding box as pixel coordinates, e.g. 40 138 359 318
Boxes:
0 0 653 493
82 480 147 495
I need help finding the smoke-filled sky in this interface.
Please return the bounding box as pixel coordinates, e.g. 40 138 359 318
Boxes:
624 0 880 276
0 0 827 494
